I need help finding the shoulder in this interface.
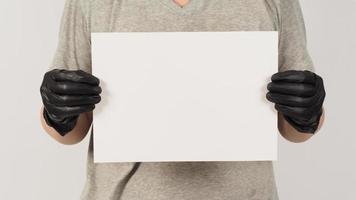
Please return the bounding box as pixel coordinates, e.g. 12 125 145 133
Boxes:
265 0 305 29
63 0 91 15
266 0 302 12
78 0 91 17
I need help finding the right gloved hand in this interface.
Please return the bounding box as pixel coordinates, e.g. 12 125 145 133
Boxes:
40 69 102 136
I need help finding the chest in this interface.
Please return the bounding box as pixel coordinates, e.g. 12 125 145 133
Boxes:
90 0 277 32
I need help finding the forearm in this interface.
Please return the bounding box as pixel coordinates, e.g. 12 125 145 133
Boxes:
40 106 92 145
278 107 325 143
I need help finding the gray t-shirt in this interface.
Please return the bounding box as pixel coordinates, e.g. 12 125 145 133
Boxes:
50 0 314 199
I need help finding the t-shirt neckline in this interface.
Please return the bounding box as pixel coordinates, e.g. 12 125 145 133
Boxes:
158 0 202 16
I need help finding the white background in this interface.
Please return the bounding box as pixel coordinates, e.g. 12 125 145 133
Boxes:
0 0 355 199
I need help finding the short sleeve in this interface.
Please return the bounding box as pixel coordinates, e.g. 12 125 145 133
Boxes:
49 0 91 73
277 0 314 72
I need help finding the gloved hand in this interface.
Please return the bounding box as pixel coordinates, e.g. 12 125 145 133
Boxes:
266 70 326 134
40 69 102 136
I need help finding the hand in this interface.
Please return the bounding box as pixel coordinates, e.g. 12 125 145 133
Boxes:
40 69 102 136
266 70 326 134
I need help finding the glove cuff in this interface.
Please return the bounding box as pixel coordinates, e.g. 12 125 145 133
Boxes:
43 108 79 136
283 109 323 134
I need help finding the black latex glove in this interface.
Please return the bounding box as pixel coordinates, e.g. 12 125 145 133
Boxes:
266 70 326 134
40 69 102 136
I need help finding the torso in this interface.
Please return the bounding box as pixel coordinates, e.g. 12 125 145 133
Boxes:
81 1 279 199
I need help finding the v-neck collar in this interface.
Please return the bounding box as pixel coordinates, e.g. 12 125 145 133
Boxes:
158 0 203 16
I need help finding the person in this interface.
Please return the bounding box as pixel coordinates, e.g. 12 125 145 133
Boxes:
39 0 326 199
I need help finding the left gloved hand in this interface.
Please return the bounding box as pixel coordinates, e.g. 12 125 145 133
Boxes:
266 70 326 134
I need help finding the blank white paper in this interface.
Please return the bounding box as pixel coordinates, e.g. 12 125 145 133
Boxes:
92 32 278 163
